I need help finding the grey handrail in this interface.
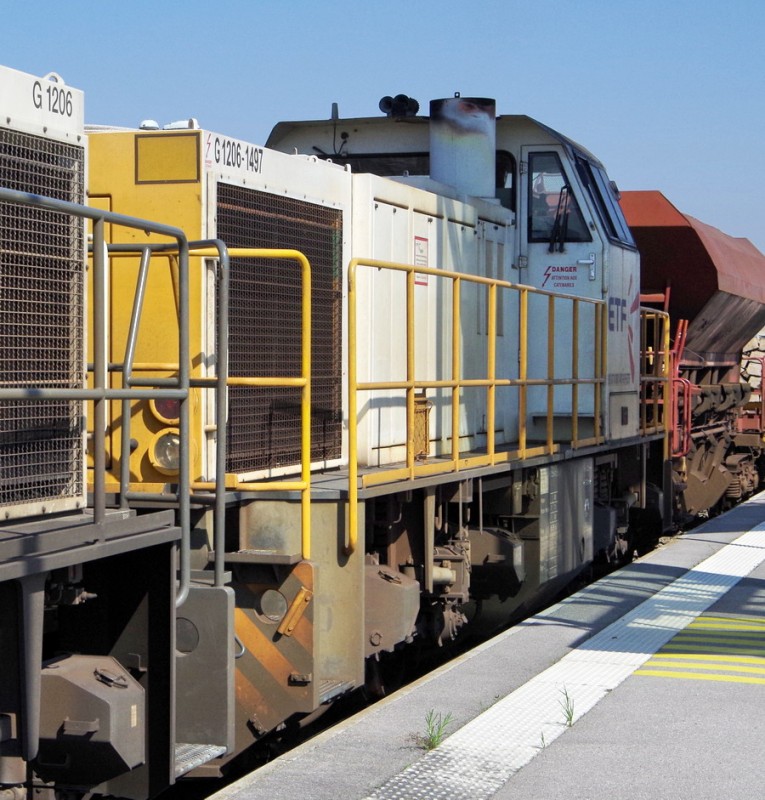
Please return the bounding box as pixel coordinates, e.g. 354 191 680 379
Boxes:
0 187 192 607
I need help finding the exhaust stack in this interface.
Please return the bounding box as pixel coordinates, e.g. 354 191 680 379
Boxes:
429 95 496 197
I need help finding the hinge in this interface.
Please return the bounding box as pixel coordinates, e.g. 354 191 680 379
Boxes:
277 585 313 637
519 160 528 175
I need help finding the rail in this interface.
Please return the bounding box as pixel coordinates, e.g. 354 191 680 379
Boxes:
347 258 607 554
0 187 193 606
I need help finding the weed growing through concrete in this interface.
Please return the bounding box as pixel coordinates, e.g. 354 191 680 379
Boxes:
418 709 454 750
559 687 575 727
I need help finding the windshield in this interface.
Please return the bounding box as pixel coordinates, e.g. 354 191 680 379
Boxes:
575 157 635 247
527 152 591 246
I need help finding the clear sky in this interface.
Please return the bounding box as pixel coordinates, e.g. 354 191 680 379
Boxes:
2 1 763 251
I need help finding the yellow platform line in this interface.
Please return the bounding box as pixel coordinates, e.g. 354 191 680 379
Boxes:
635 669 765 685
670 634 765 646
644 659 765 675
644 652 765 665
689 615 765 627
687 627 765 633
634 612 765 683
661 643 765 656
687 623 765 632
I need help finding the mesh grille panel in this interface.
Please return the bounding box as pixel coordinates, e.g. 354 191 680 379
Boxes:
216 183 342 473
0 129 85 508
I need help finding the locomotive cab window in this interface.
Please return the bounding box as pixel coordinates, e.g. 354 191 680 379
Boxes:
495 150 516 210
527 151 590 244
575 157 636 248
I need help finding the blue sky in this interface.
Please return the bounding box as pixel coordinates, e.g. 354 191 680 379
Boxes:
2 1 763 251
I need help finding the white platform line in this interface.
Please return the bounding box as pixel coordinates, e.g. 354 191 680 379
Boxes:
364 526 765 800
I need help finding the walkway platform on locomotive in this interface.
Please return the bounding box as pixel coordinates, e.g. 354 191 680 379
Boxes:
212 493 765 800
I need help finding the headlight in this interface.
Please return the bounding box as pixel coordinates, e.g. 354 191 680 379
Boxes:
149 428 181 474
149 397 181 424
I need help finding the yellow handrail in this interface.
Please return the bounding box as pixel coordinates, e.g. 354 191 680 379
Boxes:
346 257 607 554
638 307 671 459
187 246 312 560
108 245 313 560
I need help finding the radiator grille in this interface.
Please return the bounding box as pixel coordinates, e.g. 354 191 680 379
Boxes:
216 183 342 473
0 129 85 510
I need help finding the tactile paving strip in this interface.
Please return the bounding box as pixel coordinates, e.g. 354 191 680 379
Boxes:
364 526 765 800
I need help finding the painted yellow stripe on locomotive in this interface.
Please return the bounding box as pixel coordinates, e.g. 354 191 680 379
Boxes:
235 580 315 675
235 608 308 682
239 582 314 654
233 607 315 733
234 653 286 730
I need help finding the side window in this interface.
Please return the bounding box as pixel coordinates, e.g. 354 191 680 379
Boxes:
528 152 591 245
575 157 636 247
496 150 516 211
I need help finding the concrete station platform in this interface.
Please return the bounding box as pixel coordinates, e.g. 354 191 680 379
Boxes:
212 494 765 800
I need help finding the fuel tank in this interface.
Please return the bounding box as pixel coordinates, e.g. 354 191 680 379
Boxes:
621 190 765 367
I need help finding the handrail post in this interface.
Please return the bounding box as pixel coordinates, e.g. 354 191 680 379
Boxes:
518 288 528 457
92 217 107 530
596 303 606 442
299 251 312 561
120 246 152 510
211 241 230 588
663 312 672 461
346 260 359 556
452 276 461 466
571 299 579 445
406 269 416 480
487 282 497 462
175 238 191 608
546 295 555 452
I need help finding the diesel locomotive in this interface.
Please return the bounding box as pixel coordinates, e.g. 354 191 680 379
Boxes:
1 68 764 800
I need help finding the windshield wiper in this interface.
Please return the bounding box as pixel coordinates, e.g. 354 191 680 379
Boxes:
548 185 570 253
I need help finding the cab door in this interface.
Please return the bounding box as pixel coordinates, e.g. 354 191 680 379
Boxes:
518 147 606 442
519 146 604 298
